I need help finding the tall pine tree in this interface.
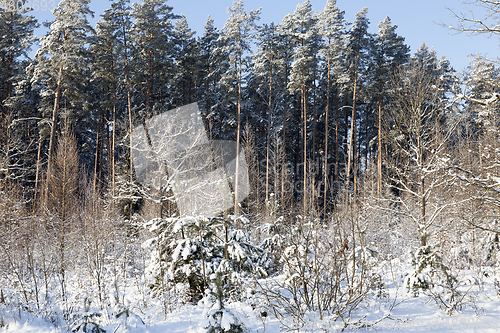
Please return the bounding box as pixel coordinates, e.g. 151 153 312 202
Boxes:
30 0 93 206
371 17 409 195
219 0 260 214
284 0 320 213
0 8 38 193
317 0 345 206
344 7 371 201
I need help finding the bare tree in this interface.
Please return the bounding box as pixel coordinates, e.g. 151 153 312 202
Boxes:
257 212 374 331
46 117 80 304
131 103 249 220
452 83 500 232
385 61 462 247
448 0 500 37
80 182 117 307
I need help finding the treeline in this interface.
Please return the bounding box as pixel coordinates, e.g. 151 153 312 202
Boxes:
0 0 499 218
1 0 500 329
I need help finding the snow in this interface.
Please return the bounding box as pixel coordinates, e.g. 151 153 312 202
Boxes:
4 216 500 333
4 264 500 333
3 289 500 333
220 311 234 330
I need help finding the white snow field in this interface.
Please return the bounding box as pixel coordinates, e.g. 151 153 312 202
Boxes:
3 260 500 333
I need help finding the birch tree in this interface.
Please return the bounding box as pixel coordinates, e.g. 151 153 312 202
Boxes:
386 61 460 247
448 0 500 38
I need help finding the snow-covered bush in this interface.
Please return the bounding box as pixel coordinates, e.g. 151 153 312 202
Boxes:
200 272 247 333
406 245 456 296
113 303 146 331
143 216 267 305
258 215 287 274
482 225 500 264
257 216 375 330
69 299 105 333
405 245 474 315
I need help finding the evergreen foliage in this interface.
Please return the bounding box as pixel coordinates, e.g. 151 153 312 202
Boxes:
1 0 500 330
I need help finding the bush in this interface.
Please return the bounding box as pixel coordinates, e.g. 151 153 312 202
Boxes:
201 273 247 333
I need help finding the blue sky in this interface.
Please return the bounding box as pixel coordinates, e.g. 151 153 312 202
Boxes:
31 0 497 72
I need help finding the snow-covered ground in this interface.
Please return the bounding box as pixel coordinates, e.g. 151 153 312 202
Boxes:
2 217 500 333
3 264 500 333
3 296 500 333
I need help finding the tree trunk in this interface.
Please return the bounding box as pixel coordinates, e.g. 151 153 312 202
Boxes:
45 64 64 207
281 64 289 207
265 55 273 210
377 80 383 196
234 47 242 216
420 141 426 247
111 54 117 197
334 81 339 194
302 83 307 214
346 52 359 204
323 57 331 213
123 21 133 219
93 116 100 192
35 135 43 209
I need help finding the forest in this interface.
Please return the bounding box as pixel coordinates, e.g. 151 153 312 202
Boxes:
0 0 500 332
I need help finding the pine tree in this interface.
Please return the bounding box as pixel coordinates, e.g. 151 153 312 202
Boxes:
0 9 38 192
131 0 177 115
317 0 345 207
111 0 135 204
90 0 132 195
171 15 200 108
247 21 294 211
198 16 226 141
455 56 500 202
412 42 440 76
371 17 409 195
126 0 178 217
274 22 296 207
30 0 94 206
412 43 455 101
250 23 282 208
284 0 320 213
91 11 119 192
0 9 38 139
96 0 139 212
465 55 500 120
344 7 371 202
219 0 260 215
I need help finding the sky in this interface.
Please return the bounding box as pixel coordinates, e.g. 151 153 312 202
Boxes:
29 0 498 73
